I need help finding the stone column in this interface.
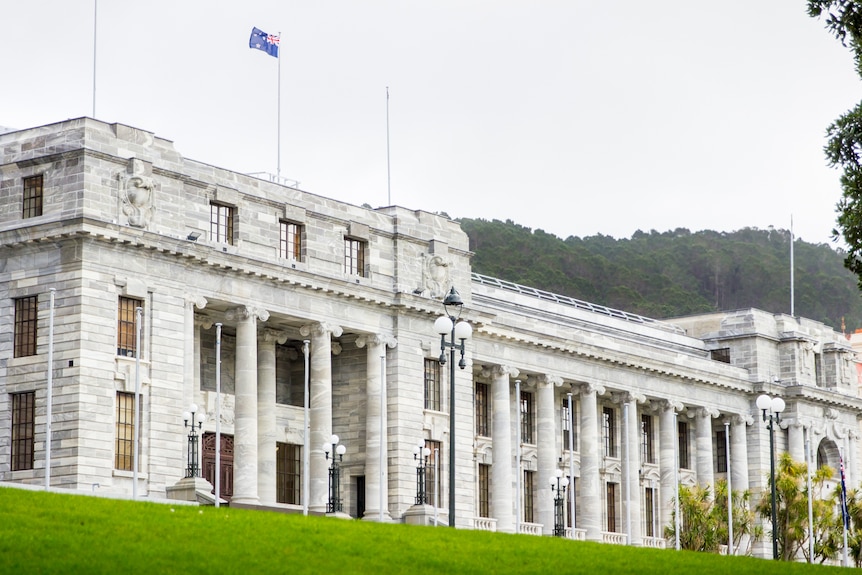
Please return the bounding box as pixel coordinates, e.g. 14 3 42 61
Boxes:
579 382 604 542
695 407 717 488
730 415 751 493
787 420 805 464
300 322 343 513
624 393 644 546
537 375 563 535
659 400 682 530
184 296 207 409
227 305 269 506
356 334 397 521
486 364 518 533
258 328 286 505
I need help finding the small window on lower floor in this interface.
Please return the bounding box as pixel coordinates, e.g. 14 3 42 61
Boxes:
276 442 302 504
478 463 490 518
11 391 35 471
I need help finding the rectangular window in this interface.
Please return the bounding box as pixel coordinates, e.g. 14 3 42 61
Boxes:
117 297 142 357
276 442 302 505
22 174 43 218
424 358 440 411
115 391 136 471
603 406 617 458
562 397 578 451
644 487 657 537
715 429 728 473
344 237 366 276
710 348 731 364
425 440 441 507
606 482 618 532
478 463 490 518
475 382 489 437
210 203 235 244
13 296 38 358
678 421 690 469
523 470 535 523
279 221 302 261
641 414 654 464
520 391 534 444
11 391 35 471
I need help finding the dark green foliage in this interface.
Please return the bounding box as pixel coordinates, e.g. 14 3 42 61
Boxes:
461 218 862 331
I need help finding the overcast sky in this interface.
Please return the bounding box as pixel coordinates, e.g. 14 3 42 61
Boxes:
3 1 861 245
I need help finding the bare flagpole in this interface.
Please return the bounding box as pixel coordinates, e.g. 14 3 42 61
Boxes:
45 288 56 490
790 215 795 316
215 323 222 508
277 31 282 181
386 87 391 205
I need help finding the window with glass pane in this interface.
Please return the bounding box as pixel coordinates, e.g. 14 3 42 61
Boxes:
344 238 366 276
11 391 35 471
117 297 141 357
210 203 234 244
520 391 534 444
606 482 618 532
714 429 728 473
678 421 690 469
603 407 617 457
424 440 441 507
523 470 535 523
478 463 490 518
641 414 654 464
276 442 302 504
22 174 43 218
475 382 489 437
644 487 657 537
115 392 135 471
424 358 440 411
562 397 578 451
13 296 38 358
279 221 302 261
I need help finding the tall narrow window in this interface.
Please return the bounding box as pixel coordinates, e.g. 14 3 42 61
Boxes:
11 391 35 471
603 407 617 458
279 221 302 261
22 174 43 218
641 414 654 464
210 203 235 244
478 463 490 518
714 429 728 473
13 296 38 358
475 382 489 437
523 470 535 523
606 482 618 532
520 391 534 444
117 297 141 357
562 397 578 451
424 358 440 411
424 440 441 507
678 421 690 469
644 487 657 537
115 391 136 471
276 442 302 504
344 237 366 276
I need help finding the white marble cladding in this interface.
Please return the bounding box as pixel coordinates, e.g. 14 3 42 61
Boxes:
1 119 861 560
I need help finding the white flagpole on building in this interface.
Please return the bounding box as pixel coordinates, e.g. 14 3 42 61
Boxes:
379 353 385 522
92 0 97 117
725 422 733 555
805 426 814 562
790 215 795 317
674 410 680 551
277 31 282 181
567 392 575 538
215 323 222 508
302 339 310 516
623 402 631 544
133 306 142 499
515 379 522 534
386 87 391 206
45 288 55 490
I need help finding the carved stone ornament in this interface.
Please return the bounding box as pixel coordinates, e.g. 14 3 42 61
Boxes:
423 254 451 299
120 158 155 228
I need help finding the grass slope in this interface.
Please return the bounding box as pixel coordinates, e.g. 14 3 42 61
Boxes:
0 487 844 574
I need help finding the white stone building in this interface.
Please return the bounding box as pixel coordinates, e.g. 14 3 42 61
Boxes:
1 118 860 557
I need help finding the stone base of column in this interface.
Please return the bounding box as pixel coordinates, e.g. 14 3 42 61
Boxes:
166 476 220 505
403 504 447 526
361 509 393 522
325 511 353 520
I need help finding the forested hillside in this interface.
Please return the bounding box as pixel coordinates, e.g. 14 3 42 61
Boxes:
460 218 862 332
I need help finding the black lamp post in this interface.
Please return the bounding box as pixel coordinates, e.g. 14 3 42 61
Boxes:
413 442 431 505
550 469 569 537
434 286 472 528
182 403 206 478
323 434 346 513
757 393 786 560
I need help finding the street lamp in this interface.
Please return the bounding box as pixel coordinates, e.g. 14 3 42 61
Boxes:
757 393 786 560
182 404 206 478
434 286 472 528
323 434 347 513
413 442 432 505
550 468 570 537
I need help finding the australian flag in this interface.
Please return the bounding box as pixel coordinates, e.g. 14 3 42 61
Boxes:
249 27 279 58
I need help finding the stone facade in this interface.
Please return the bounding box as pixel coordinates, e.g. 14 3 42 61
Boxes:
1 118 861 559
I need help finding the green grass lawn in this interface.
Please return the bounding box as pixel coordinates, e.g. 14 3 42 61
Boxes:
0 487 846 574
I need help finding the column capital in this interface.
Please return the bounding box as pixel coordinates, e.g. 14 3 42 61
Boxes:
226 305 270 323
184 294 208 310
299 321 343 338
659 398 684 413
262 328 288 345
195 315 214 330
697 407 719 419
730 413 754 426
577 382 606 396
613 391 645 405
355 334 397 350
481 364 520 380
537 374 564 388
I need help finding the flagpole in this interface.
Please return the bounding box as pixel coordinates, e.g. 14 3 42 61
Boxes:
277 31 281 182
92 0 98 117
386 87 391 206
790 215 795 317
45 288 55 490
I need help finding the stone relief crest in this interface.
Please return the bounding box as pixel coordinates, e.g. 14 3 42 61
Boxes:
423 254 451 299
120 158 155 228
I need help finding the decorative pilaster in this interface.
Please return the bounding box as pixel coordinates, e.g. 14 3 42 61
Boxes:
356 333 397 521
730 414 751 492
623 392 645 546
659 400 683 530
299 322 343 513
536 374 563 535
578 382 605 542
695 407 718 488
226 305 269 506
485 364 518 534
787 420 805 463
258 328 287 505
